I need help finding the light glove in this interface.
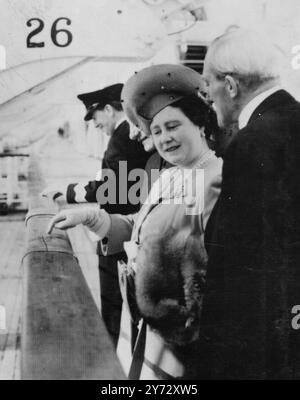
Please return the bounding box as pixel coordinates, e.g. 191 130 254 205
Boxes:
47 207 111 239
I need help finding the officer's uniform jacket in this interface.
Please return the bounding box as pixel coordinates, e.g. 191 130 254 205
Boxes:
66 119 149 215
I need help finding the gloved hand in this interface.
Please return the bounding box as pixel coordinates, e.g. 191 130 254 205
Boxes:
41 184 66 201
47 207 111 239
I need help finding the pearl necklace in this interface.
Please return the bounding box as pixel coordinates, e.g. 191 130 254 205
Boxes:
179 149 215 171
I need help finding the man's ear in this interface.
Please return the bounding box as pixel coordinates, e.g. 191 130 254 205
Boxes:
224 75 238 99
104 104 114 117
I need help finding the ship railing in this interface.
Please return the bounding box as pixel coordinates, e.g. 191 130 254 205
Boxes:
22 155 125 380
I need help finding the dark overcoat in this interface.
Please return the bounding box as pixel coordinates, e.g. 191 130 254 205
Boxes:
202 90 300 379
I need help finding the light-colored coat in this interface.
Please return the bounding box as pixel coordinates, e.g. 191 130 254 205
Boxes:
101 152 223 379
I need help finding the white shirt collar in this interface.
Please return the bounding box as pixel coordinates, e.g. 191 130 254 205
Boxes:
238 85 281 129
114 116 127 130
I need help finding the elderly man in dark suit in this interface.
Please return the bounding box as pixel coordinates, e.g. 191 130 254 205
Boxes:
200 28 300 379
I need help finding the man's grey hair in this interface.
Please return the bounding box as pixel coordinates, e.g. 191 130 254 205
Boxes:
204 28 283 89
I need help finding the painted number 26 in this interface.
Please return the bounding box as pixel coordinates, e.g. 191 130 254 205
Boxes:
26 17 73 48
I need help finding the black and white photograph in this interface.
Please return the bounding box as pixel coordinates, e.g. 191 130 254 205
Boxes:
0 0 300 382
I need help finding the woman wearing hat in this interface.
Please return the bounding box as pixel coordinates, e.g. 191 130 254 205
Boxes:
47 64 223 379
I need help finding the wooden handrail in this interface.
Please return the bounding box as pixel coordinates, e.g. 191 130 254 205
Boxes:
22 155 125 380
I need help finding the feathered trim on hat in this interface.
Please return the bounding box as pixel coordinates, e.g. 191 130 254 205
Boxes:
121 64 206 135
